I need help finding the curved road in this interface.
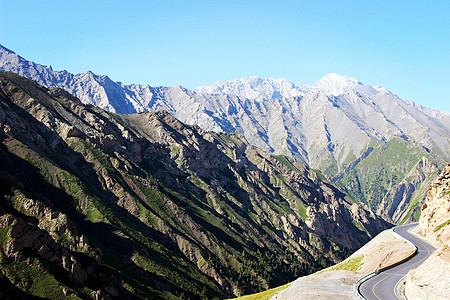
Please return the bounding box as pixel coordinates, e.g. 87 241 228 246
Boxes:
359 223 436 300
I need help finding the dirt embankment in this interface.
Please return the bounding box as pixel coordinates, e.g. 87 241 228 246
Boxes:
271 229 413 300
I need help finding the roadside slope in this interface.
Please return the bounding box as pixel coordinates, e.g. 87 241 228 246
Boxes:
405 246 449 300
405 163 450 299
239 228 415 300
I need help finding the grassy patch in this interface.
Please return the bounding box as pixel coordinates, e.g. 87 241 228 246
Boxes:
311 169 328 183
434 219 450 232
0 255 81 299
352 220 366 233
342 150 357 168
198 258 207 268
296 203 308 221
0 226 12 247
24 153 53 184
273 155 298 172
330 254 364 272
230 281 293 300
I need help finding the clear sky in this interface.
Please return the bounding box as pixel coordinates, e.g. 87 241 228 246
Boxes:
1 0 449 112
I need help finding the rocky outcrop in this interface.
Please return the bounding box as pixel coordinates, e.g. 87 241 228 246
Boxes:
0 71 391 299
405 246 450 300
405 163 450 299
419 163 450 246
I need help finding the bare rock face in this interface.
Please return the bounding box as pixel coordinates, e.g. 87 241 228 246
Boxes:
0 213 89 284
405 246 450 300
405 163 450 299
419 163 450 246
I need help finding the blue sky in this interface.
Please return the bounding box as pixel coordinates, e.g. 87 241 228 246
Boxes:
1 0 449 112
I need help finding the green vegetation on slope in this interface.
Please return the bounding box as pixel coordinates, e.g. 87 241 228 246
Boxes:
334 137 444 222
434 219 450 232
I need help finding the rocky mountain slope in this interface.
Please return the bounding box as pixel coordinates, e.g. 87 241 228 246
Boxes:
419 162 450 246
405 163 450 299
1 44 449 223
0 71 389 299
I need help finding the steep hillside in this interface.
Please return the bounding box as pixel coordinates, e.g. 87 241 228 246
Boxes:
0 72 389 299
334 139 442 223
419 163 450 246
405 163 450 299
2 44 448 223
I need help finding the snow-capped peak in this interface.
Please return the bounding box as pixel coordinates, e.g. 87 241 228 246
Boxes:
317 73 360 84
313 73 378 96
313 73 361 95
194 76 309 100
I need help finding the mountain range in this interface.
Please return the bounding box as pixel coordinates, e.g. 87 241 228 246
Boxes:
0 71 389 299
1 44 449 223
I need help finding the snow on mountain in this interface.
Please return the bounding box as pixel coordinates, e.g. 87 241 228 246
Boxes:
1 44 449 160
194 76 311 100
1 44 448 164
313 73 379 96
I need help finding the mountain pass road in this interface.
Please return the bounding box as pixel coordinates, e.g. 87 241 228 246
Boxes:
359 223 436 300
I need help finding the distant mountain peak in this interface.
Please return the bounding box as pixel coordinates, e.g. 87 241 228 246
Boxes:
313 73 363 95
319 73 361 83
194 73 386 100
0 44 13 54
313 73 382 96
194 76 308 99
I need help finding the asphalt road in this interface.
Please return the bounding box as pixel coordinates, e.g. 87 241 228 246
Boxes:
359 222 436 300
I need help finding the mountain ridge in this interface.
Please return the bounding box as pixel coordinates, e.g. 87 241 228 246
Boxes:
1 44 449 223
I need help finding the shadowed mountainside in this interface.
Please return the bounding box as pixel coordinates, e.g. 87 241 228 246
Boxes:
0 71 390 299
